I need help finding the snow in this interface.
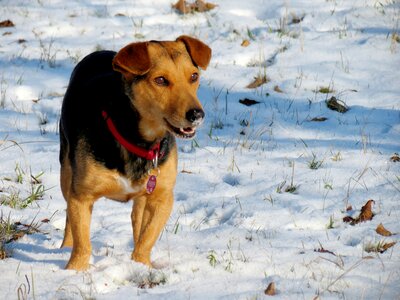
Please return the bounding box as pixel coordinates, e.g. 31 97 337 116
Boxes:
1 0 399 299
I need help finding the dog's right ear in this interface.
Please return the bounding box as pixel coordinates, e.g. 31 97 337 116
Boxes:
112 42 151 81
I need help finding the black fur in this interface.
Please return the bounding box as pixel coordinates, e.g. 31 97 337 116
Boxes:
60 51 174 180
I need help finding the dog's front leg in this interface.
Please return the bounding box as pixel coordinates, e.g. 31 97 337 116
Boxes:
131 196 146 246
61 216 73 247
131 190 173 267
65 196 94 270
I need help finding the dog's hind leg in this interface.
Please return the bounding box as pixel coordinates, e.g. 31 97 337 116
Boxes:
60 148 74 248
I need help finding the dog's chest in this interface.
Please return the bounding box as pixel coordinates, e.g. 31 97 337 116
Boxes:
112 171 158 199
105 174 147 201
117 175 142 194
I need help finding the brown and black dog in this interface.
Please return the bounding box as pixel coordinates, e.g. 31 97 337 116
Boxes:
59 36 211 270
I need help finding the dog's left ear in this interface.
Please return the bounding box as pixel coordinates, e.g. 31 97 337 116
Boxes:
176 35 212 70
112 42 151 81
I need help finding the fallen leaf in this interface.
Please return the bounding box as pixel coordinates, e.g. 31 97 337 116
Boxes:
376 223 393 236
343 216 355 223
172 0 217 14
380 242 396 253
239 98 260 106
41 218 51 223
326 96 349 113
246 75 269 89
241 39 250 47
390 153 400 162
290 14 305 24
314 247 336 256
358 199 375 222
273 85 284 93
172 0 187 13
264 282 276 296
392 32 400 43
10 231 25 242
343 199 375 225
310 117 328 122
191 0 216 12
0 20 15 28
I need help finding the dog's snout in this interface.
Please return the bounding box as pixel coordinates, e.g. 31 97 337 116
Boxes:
186 108 205 124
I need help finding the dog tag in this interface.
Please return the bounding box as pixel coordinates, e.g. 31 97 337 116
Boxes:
146 175 157 194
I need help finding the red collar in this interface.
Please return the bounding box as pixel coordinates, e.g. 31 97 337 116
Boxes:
102 110 160 160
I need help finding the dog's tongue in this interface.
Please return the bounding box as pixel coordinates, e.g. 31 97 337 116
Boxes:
180 127 195 134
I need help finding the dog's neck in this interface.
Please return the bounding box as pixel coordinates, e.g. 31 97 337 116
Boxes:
102 110 162 161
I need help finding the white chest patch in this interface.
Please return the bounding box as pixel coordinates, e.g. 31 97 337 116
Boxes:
116 175 141 194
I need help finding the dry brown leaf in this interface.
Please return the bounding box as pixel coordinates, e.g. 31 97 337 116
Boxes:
273 85 284 93
343 199 375 225
358 199 375 222
0 20 15 28
172 0 187 13
376 223 393 236
310 117 328 122
326 96 349 113
264 282 276 296
0 249 6 260
172 0 217 14
380 242 396 253
390 153 400 162
11 231 25 242
241 39 250 47
194 0 217 12
246 75 269 89
343 216 355 223
239 98 260 106
314 247 336 256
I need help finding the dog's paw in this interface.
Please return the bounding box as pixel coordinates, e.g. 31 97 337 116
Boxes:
65 255 91 271
131 252 152 268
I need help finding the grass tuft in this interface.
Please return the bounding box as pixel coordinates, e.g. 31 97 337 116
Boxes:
308 153 324 170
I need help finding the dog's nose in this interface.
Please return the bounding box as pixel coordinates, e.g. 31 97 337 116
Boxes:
186 109 205 124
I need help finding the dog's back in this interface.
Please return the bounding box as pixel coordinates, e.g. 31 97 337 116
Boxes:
60 51 131 168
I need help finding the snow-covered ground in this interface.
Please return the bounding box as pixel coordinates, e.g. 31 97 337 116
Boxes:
1 0 399 299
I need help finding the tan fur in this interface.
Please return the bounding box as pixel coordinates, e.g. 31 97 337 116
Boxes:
60 36 211 270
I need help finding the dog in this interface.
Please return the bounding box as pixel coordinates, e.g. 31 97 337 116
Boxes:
59 36 211 270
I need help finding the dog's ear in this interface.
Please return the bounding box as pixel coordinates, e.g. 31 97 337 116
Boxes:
176 35 212 70
112 42 151 80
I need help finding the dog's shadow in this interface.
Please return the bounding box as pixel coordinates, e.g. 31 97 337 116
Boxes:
7 233 69 269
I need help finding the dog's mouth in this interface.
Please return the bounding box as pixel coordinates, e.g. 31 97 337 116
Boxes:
164 119 197 139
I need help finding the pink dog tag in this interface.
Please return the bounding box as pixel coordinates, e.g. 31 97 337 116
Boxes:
146 175 157 194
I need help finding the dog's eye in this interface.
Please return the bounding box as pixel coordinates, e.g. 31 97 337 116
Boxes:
154 76 168 86
190 73 199 83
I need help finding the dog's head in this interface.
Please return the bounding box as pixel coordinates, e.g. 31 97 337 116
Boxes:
112 35 211 141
